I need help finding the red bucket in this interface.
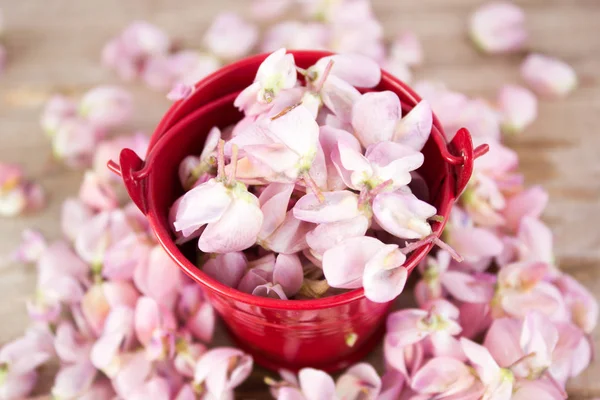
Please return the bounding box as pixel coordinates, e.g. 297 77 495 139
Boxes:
109 51 482 372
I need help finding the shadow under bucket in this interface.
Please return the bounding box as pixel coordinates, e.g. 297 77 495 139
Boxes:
109 50 486 372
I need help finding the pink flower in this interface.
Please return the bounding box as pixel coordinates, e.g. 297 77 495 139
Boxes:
410 357 479 398
178 127 219 190
203 13 258 60
40 95 77 137
78 86 133 129
51 361 97 399
0 163 46 217
494 261 568 321
234 48 297 115
81 281 139 336
555 275 599 334
167 83 194 101
133 245 182 304
469 2 527 54
177 284 215 342
497 84 538 134
61 198 95 242
78 171 118 211
461 338 515 400
521 54 577 98
12 229 47 263
261 21 329 53
128 376 171 400
52 117 104 168
0 327 54 400
502 185 548 232
193 348 253 398
351 91 432 150
373 191 436 239
389 31 423 67
134 297 176 361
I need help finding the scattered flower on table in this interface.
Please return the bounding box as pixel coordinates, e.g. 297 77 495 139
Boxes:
469 1 528 54
0 163 46 217
521 53 578 98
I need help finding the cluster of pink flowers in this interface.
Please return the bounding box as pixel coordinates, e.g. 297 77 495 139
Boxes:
3 153 254 399
102 14 257 93
40 86 134 168
1 1 595 399
0 163 45 217
170 49 452 303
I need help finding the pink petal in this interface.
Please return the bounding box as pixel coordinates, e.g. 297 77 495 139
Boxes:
411 357 474 396
323 236 386 289
273 253 304 297
168 50 221 87
389 31 423 66
512 380 566 400
12 229 47 263
497 84 538 134
244 143 300 176
94 132 149 182
441 271 495 303
54 322 90 363
313 54 381 88
521 54 577 98
238 268 270 294
393 100 432 151
386 309 429 348
469 2 527 54
258 183 295 240
448 226 503 262
293 190 359 224
306 215 369 255
321 75 362 124
363 245 408 303
377 370 405 400
373 191 436 239
61 198 94 242
134 246 181 301
203 251 248 288
517 217 553 264
503 185 548 232
332 139 373 190
483 317 523 368
460 338 500 385
112 351 153 399
128 377 171 400
298 368 336 400
268 104 320 159
194 348 253 397
134 296 162 346
40 95 77 136
319 125 362 190
351 91 400 147
187 301 215 343
263 210 312 254
167 82 194 101
459 302 492 340
52 117 102 167
261 21 329 53
51 362 97 399
78 171 118 211
172 179 232 237
518 311 559 375
555 274 599 334
203 13 258 60
336 363 382 399
79 86 132 129
199 195 263 253
253 283 288 300
501 283 568 321
104 234 151 280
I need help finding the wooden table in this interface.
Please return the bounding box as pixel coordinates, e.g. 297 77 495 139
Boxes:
0 0 598 398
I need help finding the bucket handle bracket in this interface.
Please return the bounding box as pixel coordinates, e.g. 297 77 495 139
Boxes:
443 128 489 197
107 149 149 215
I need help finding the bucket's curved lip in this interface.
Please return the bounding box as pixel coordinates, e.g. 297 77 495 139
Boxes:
145 52 455 311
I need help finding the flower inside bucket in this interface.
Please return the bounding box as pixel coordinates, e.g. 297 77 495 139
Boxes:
110 50 487 371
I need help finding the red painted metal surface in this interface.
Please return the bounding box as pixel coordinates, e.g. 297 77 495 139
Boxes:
111 51 484 372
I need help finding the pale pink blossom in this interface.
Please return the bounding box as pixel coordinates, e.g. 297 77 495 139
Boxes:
79 86 133 129
193 348 253 399
167 82 194 101
373 191 436 240
389 31 423 67
203 13 258 60
133 245 182 304
52 117 104 168
521 54 578 98
497 84 538 134
469 2 527 54
410 357 478 398
261 21 329 52
12 229 47 263
555 275 599 334
78 171 118 211
251 0 293 21
502 185 548 232
234 48 297 115
81 281 139 336
0 163 46 217
40 95 78 137
177 284 215 342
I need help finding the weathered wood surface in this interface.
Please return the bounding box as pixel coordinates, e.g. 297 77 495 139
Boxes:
0 0 598 398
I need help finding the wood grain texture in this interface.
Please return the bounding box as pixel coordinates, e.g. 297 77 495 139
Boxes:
0 0 598 398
